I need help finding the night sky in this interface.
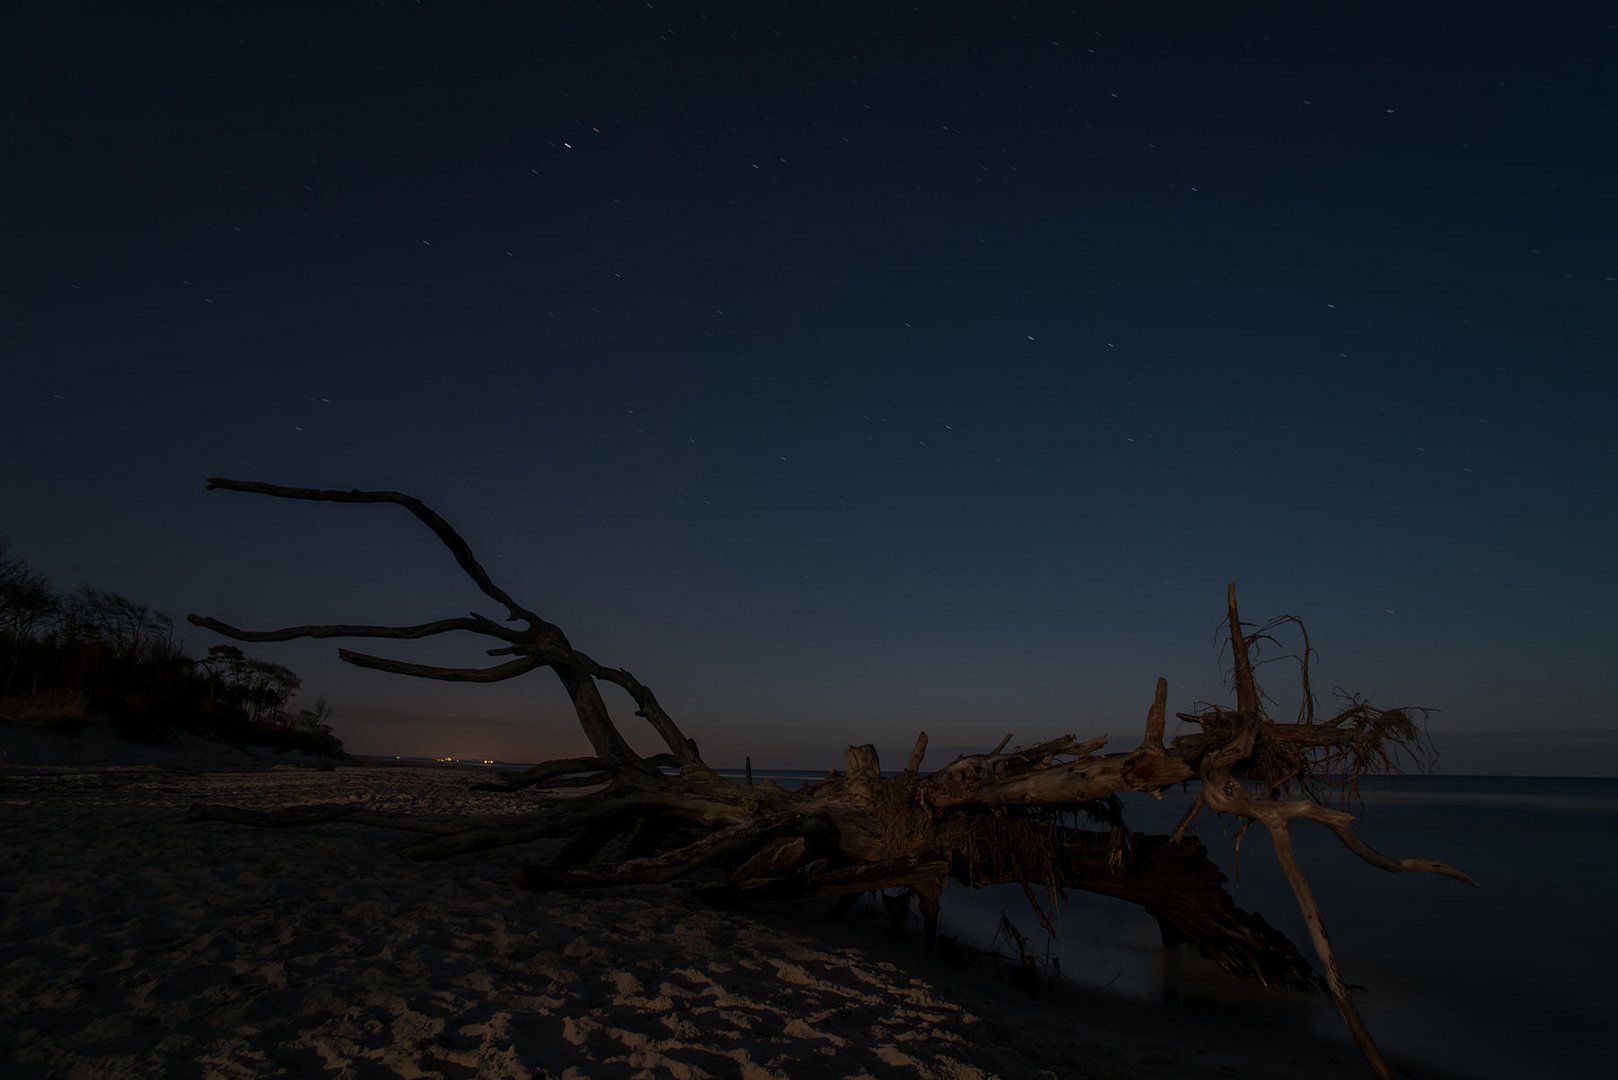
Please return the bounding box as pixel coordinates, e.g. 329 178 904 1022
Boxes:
5 4 1615 773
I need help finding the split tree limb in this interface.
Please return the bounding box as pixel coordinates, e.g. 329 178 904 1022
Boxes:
1141 676 1168 751
1227 582 1260 715
904 731 929 776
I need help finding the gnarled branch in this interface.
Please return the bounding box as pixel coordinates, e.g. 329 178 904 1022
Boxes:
188 613 521 644
572 649 702 765
205 477 542 625
337 650 543 683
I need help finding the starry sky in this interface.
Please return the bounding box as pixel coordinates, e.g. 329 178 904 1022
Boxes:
4 4 1615 773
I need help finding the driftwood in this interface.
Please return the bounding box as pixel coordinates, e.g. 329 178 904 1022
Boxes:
189 478 1473 1078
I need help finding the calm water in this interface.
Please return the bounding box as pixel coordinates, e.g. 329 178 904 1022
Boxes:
924 775 1617 1079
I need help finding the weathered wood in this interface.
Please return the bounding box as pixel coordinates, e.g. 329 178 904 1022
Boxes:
570 649 703 765
188 612 516 643
1142 676 1168 751
845 743 881 782
932 734 1110 785
189 480 1475 1078
1227 582 1259 715
1270 822 1391 1079
903 731 929 775
926 745 1184 811
201 478 540 622
476 760 610 792
336 649 541 683
1170 793 1205 843
1184 584 1471 1074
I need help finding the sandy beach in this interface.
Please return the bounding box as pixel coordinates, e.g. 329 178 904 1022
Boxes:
1 737 1376 1078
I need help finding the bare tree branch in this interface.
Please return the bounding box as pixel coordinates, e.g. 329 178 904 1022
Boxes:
336 649 542 683
1141 676 1168 751
194 478 642 766
1267 822 1392 1080
205 478 542 625
477 753 685 792
1285 800 1477 885
188 613 521 644
933 734 1109 784
903 731 929 776
572 649 702 765
1227 583 1259 714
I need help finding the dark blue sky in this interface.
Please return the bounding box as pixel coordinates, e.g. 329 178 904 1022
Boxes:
4 4 1615 772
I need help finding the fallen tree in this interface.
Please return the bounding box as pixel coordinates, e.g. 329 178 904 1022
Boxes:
187 477 1473 1078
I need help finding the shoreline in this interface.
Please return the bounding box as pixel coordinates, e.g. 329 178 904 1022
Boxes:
1 759 1447 1078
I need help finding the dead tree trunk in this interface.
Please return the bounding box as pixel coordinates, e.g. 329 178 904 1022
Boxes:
189 478 1473 1076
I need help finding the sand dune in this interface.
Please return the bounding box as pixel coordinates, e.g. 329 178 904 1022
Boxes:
1 761 1364 1078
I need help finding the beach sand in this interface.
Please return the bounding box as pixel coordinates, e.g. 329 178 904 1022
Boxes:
0 741 1375 1078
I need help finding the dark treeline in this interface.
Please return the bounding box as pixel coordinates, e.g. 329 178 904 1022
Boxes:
0 535 343 757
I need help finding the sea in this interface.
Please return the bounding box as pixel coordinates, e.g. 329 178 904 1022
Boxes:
408 761 1614 1077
